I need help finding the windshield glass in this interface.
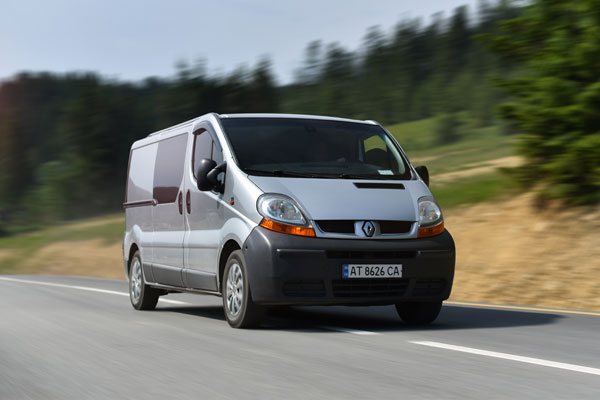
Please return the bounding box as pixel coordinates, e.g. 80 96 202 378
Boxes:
221 118 411 180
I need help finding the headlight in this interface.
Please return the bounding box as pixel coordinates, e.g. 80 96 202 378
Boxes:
257 194 309 226
257 194 315 237
417 196 444 238
418 197 442 227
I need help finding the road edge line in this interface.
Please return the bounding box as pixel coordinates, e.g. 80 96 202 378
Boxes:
0 276 189 305
410 341 600 376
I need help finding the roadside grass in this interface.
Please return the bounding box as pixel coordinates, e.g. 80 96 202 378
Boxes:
0 214 123 274
386 118 519 207
386 117 437 150
387 119 516 175
430 173 517 209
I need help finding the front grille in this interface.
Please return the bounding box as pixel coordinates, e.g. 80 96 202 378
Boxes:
283 280 326 297
316 220 413 235
326 250 417 260
332 278 409 298
316 220 355 234
412 279 447 296
379 221 413 234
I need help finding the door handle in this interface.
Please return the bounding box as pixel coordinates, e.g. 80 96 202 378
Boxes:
186 190 191 214
177 191 183 215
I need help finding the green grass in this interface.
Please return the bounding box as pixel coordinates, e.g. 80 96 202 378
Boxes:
430 173 516 209
0 214 123 274
386 118 438 151
386 118 516 176
385 117 519 206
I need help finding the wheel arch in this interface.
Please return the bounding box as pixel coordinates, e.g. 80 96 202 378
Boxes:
219 240 241 289
126 243 140 277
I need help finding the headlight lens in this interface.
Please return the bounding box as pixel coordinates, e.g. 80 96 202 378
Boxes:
418 197 442 227
257 194 308 226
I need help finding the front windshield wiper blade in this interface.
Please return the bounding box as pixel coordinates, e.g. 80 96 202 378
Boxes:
243 168 330 178
242 168 278 176
243 169 406 180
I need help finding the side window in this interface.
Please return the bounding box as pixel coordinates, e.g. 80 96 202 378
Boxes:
153 134 188 204
127 143 158 202
212 141 223 164
192 126 224 178
192 129 213 178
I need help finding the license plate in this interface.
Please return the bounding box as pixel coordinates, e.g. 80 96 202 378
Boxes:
342 264 402 279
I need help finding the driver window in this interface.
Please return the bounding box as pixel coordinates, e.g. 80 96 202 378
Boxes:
192 127 224 179
192 129 212 179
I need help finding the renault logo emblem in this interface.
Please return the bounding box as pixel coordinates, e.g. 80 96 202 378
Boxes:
362 221 375 237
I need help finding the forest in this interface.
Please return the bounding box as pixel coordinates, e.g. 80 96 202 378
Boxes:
1 0 599 234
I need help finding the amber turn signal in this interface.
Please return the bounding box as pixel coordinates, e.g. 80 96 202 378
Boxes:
417 221 445 238
259 218 316 237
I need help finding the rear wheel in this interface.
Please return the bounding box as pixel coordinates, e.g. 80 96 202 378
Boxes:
129 251 159 310
396 301 442 325
222 250 264 328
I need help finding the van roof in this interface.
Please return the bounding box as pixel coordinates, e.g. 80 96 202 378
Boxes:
142 112 379 141
218 113 378 125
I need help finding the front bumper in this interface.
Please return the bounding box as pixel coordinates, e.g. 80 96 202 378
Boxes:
242 227 455 306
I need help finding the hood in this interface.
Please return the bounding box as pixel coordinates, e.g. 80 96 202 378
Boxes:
248 176 430 221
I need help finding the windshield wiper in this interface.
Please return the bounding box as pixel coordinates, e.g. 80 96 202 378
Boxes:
243 168 405 180
242 168 278 176
243 168 329 178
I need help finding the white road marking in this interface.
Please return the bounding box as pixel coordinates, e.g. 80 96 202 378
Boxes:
0 276 189 305
320 326 379 335
411 341 600 376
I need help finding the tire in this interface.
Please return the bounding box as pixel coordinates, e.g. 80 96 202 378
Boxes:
129 251 160 310
396 301 442 325
222 250 264 328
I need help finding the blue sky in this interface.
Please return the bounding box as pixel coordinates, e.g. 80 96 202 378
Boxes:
1 0 479 84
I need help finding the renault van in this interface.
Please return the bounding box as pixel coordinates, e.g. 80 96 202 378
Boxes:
123 113 455 328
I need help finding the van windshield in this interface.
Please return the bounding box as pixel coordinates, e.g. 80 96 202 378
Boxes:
221 118 411 180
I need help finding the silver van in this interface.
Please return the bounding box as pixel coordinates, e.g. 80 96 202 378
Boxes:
123 113 455 328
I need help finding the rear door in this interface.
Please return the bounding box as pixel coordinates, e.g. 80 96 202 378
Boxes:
182 122 225 291
151 133 188 286
125 142 158 267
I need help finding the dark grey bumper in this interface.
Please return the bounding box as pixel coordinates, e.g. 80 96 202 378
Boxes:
242 227 455 306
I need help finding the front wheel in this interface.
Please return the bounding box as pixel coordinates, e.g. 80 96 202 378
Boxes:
396 301 442 325
129 251 160 310
222 250 264 328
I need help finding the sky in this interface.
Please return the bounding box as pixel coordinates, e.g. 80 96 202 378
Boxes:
1 0 479 85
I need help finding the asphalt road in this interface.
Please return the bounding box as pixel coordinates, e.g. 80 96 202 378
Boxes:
1 275 599 399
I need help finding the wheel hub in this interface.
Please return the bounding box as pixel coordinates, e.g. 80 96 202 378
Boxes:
130 259 142 302
226 263 243 317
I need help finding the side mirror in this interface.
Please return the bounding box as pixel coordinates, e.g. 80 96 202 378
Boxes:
196 159 217 191
196 159 227 193
207 161 227 193
415 165 429 187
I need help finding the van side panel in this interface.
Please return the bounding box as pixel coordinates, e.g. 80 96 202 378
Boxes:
151 133 188 287
124 142 158 274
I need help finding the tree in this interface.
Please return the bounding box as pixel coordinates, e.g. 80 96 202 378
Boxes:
484 0 600 204
295 40 323 85
444 6 471 75
249 58 279 112
320 43 356 117
435 112 462 145
0 109 27 206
